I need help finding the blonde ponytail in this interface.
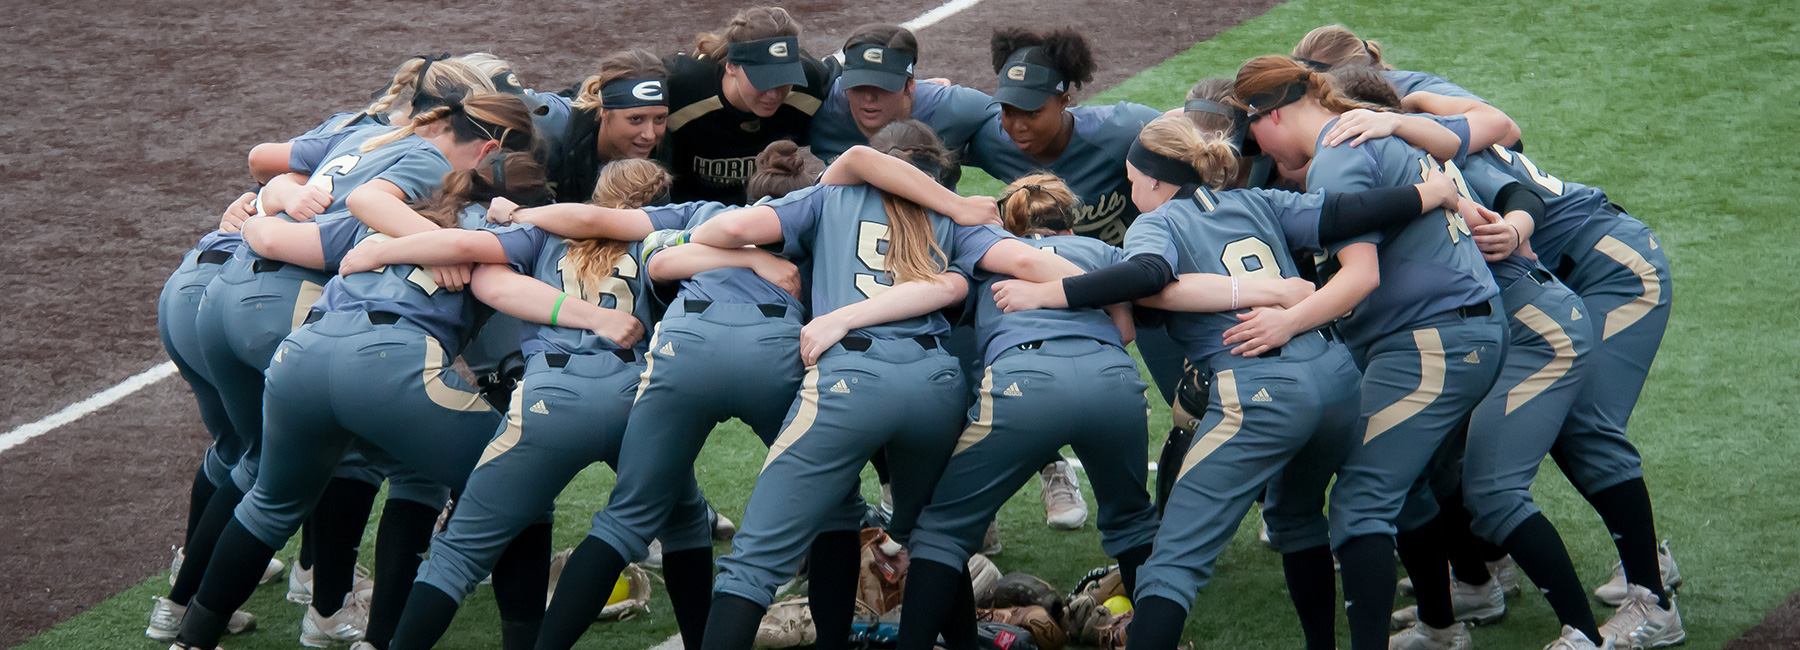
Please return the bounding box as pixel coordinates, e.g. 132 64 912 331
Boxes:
1137 115 1241 190
565 159 671 291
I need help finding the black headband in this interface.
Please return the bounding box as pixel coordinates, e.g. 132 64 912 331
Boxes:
489 154 507 192
408 53 454 117
600 78 668 110
1127 139 1204 187
1185 99 1250 151
1242 81 1309 121
490 71 524 95
1293 56 1332 72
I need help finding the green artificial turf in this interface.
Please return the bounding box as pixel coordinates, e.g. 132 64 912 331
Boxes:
17 0 1799 648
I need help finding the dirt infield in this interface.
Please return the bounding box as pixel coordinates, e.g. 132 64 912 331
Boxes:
0 0 1283 645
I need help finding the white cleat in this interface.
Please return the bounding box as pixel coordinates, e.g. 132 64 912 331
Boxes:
1488 556 1522 596
1595 540 1683 607
1602 585 1684 649
260 557 286 585
982 519 1003 555
300 592 369 647
1543 624 1614 650
643 540 665 570
1040 460 1089 530
169 546 184 587
712 511 738 542
1392 577 1507 628
288 563 313 604
1389 621 1472 650
146 597 256 642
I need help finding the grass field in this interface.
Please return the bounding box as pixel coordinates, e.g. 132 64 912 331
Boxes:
17 0 1800 648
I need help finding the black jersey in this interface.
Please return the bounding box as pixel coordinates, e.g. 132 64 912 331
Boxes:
662 52 831 204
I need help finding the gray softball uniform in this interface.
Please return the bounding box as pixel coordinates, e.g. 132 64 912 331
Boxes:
1122 187 1363 612
1305 120 1505 546
711 184 1007 608
585 201 810 565
908 234 1157 571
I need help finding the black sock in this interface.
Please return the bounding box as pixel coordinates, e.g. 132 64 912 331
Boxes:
1122 595 1186 650
944 565 979 650
388 583 461 650
1586 478 1668 608
169 480 246 605
299 520 315 571
502 619 543 650
1478 538 1508 564
364 498 442 649
1397 517 1456 629
1338 534 1398 649
896 559 968 650
312 478 380 617
663 547 716 650
1502 514 1601 645
535 536 630 650
180 518 278 648
698 594 766 650
493 523 553 625
871 449 893 486
1116 543 1153 598
1281 545 1337 650
184 467 217 546
806 530 861 650
1440 500 1491 586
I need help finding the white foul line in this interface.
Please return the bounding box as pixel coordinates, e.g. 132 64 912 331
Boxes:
0 362 178 455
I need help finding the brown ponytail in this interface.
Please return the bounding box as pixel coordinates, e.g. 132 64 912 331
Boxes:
1137 115 1241 191
867 120 952 285
417 152 549 228
745 140 823 203
999 173 1077 237
563 159 671 292
1327 65 1403 111
692 7 802 61
1232 55 1383 119
1292 25 1390 70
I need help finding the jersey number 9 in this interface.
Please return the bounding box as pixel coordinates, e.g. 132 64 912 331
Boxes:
854 221 893 299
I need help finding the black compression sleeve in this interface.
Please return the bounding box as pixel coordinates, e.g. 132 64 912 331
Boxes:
1493 182 1547 224
1062 254 1175 309
1317 185 1425 242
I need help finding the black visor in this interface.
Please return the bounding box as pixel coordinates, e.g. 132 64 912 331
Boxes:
841 44 915 93
991 47 1066 111
728 36 806 91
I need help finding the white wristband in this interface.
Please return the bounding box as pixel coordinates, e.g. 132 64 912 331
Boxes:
1231 277 1240 310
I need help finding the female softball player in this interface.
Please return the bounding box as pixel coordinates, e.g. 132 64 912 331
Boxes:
1461 145 1682 648
537 49 670 203
809 23 997 162
663 6 831 204
1290 25 1521 152
165 93 536 650
989 115 1465 650
158 59 503 647
1233 55 1505 650
677 121 1084 650
315 159 692 650
891 172 1170 650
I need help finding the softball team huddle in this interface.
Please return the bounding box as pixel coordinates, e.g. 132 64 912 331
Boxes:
148 8 1679 650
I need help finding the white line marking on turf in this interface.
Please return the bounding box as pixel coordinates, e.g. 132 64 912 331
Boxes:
649 634 684 650
900 0 986 30
0 362 177 455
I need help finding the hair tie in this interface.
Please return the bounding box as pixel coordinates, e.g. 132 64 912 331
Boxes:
489 154 507 192
1360 39 1374 57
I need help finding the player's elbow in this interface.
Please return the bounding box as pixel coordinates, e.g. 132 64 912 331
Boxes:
247 143 290 183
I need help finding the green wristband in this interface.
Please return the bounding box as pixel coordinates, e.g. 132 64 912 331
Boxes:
550 292 568 327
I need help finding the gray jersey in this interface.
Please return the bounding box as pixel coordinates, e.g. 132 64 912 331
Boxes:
315 206 498 356
1456 145 1610 265
1307 119 1498 348
972 234 1125 366
642 201 806 310
768 184 1008 340
288 129 454 214
1383 69 1486 102
1126 187 1326 363
966 102 1161 245
809 80 998 161
493 223 665 358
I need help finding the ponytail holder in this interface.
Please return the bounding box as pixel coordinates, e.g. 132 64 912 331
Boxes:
1360 39 1374 56
489 154 507 192
1293 57 1332 72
